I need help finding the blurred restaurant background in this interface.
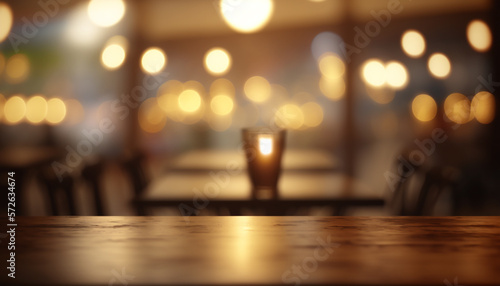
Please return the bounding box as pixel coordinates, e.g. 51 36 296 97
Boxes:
0 0 499 216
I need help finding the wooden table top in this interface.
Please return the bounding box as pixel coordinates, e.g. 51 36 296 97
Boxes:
5 216 500 285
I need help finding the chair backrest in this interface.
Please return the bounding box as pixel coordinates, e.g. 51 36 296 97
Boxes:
81 160 106 215
38 165 76 215
120 152 150 215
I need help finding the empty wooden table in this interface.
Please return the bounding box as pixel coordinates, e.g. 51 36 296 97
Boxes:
4 216 500 285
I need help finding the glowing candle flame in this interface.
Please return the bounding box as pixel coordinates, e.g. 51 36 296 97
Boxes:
258 136 272 155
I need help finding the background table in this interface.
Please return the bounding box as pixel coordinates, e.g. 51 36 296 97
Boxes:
139 149 383 214
4 216 500 285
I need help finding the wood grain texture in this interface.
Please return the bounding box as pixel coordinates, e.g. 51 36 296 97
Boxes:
3 216 500 285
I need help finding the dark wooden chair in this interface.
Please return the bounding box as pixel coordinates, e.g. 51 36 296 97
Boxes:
38 166 77 215
81 160 107 216
120 152 149 215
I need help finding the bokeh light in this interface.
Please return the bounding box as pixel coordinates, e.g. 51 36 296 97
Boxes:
428 53 451 79
0 2 13 43
5 54 30 84
444 93 473 124
101 36 128 70
101 44 126 70
46 98 67 125
26 95 48 124
87 0 126 27
141 47 167 75
204 47 232 76
301 102 323 128
411 94 437 122
219 0 273 33
471 91 495 124
210 95 234 116
318 53 345 79
319 76 345 101
275 103 304 129
178 89 202 113
138 97 167 133
385 61 408 89
467 20 492 52
362 59 386 87
4 95 26 124
244 76 271 103
401 30 426 58
210 78 235 97
64 99 85 125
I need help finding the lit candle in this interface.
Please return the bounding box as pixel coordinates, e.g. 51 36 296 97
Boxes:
258 135 273 155
242 128 286 199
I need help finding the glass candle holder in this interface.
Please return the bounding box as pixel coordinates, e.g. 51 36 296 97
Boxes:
242 127 286 200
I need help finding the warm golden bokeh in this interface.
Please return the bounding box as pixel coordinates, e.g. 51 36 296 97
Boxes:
275 103 304 129
361 59 386 87
385 61 408 89
88 0 126 27
204 48 232 76
428 53 451 79
138 97 167 133
444 93 473 124
467 19 492 52
4 95 26 124
46 98 67 125
319 76 345 101
471 91 495 124
141 47 167 75
178 89 202 113
210 95 234 116
101 36 128 70
5 54 30 84
244 76 271 103
301 102 324 128
0 2 13 43
401 30 426 58
411 94 437 122
101 44 126 70
219 0 273 33
318 53 345 79
26 95 48 124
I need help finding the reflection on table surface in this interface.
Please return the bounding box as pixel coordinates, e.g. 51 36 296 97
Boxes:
7 216 500 286
169 149 339 171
